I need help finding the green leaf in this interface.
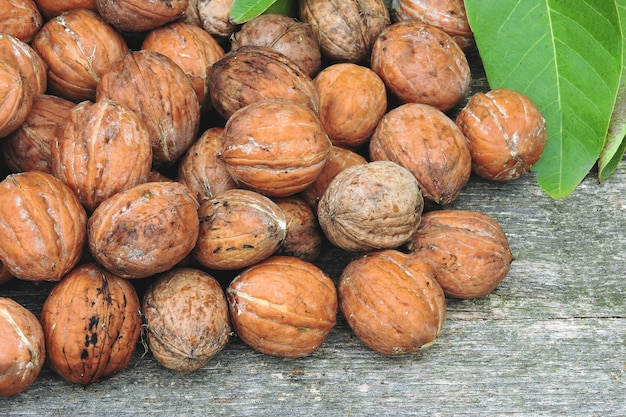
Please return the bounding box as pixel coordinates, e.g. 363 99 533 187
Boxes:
264 0 298 17
599 82 626 182
465 0 623 198
229 0 279 24
599 0 626 181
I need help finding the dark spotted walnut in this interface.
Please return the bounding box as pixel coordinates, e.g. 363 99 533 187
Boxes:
193 189 287 270
88 182 199 279
39 263 141 385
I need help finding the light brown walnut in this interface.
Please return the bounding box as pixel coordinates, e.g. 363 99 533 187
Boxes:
371 21 471 111
339 249 446 355
317 161 423 252
456 88 547 181
227 256 337 358
407 209 513 299
0 297 46 396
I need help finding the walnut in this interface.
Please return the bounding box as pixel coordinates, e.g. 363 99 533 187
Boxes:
40 263 142 385
299 0 390 63
339 249 446 355
231 13 322 77
371 20 471 111
314 63 387 148
369 103 471 206
227 256 337 358
456 88 547 181
0 297 46 396
317 161 423 252
142 268 230 373
407 209 513 299
192 189 287 270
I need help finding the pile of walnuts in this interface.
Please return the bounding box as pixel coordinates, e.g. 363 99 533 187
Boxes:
0 0 546 395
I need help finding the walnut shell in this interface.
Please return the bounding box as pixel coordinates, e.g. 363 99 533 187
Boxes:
146 170 175 183
0 297 46 396
406 209 513 299
456 88 547 181
192 189 287 270
299 145 368 210
51 98 153 212
2 94 75 174
0 262 13 285
391 0 474 50
226 255 337 358
32 8 129 102
0 1 42 44
88 181 200 279
97 50 201 167
369 103 471 206
40 263 141 386
179 0 202 26
317 161 424 252
273 196 323 263
0 34 47 98
338 249 446 355
33 0 97 19
96 0 188 32
142 268 230 374
192 0 238 38
231 13 322 77
220 98 331 197
141 21 225 108
0 58 33 138
371 20 471 111
0 171 87 282
299 0 390 63
209 45 319 121
176 127 237 203
314 63 387 148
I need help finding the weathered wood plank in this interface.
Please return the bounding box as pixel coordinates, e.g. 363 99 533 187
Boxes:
1 317 624 416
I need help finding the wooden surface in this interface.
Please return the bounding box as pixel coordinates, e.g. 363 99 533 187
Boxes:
2 49 626 417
